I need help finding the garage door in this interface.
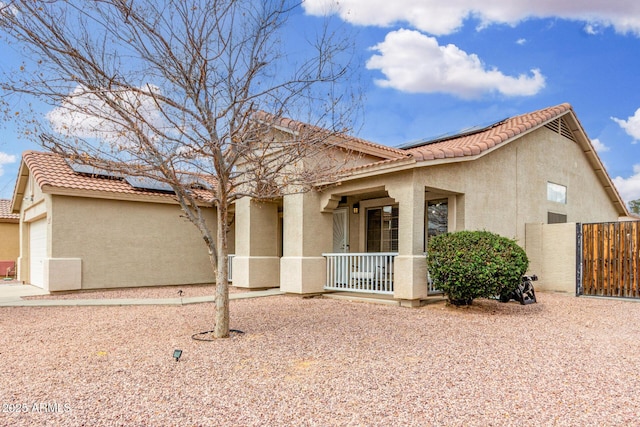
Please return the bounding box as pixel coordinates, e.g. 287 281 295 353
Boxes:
29 219 47 288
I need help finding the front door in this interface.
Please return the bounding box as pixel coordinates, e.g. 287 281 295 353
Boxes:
333 208 349 253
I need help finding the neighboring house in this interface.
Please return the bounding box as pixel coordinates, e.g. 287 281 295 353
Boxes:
10 151 231 291
232 103 628 305
0 199 19 277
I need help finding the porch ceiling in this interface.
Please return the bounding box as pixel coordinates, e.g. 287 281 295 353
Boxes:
353 190 389 201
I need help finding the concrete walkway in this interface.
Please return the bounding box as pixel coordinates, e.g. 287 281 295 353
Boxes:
0 282 284 307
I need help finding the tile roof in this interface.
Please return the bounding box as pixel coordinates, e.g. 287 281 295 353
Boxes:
406 103 573 161
0 199 19 221
252 110 408 160
22 151 177 199
331 103 576 178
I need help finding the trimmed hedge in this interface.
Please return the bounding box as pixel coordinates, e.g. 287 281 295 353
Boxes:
427 230 529 305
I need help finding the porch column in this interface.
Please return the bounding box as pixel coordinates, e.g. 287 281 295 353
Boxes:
232 197 280 288
388 180 428 305
280 191 332 294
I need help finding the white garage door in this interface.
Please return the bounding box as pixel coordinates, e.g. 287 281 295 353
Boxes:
29 219 47 288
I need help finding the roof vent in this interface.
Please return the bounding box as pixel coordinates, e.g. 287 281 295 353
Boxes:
544 117 576 142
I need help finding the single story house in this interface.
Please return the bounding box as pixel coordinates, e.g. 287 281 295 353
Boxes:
0 199 19 277
10 151 232 291
9 103 629 301
231 103 628 305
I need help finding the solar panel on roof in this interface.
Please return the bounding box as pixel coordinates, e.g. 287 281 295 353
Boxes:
395 117 509 150
67 159 177 194
124 175 175 193
66 160 123 179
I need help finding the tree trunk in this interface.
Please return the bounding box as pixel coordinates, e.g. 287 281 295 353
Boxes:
213 200 230 338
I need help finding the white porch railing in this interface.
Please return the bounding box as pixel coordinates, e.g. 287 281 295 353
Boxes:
323 252 397 294
428 275 442 295
425 252 443 295
228 254 235 282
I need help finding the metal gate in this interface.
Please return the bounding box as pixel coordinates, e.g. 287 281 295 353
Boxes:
577 221 640 298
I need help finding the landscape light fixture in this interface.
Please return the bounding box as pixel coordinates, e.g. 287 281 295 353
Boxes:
173 349 183 362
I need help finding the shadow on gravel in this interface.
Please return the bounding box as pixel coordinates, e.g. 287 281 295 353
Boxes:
439 296 546 317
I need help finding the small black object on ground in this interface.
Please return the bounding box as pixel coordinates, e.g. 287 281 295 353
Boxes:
499 275 537 305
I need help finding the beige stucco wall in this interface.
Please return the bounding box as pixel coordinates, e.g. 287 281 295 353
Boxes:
280 191 333 293
409 127 620 243
525 222 577 293
233 198 280 288
313 126 621 299
0 222 19 262
50 195 219 289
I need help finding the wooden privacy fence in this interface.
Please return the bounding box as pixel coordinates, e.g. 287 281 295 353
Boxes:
578 221 640 298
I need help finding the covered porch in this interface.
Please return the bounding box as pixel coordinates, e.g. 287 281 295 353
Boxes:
318 178 462 303
232 172 462 305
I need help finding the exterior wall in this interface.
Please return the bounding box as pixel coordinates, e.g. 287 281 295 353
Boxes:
233 198 280 288
314 125 620 300
525 222 577 293
413 127 619 243
280 191 333 294
0 222 19 262
50 195 217 289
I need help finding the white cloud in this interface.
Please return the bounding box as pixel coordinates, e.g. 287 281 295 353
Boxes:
0 152 17 177
613 164 640 204
516 38 527 45
612 108 640 142
304 0 468 35
365 29 545 98
591 138 610 152
47 84 170 149
303 0 640 36
584 23 600 35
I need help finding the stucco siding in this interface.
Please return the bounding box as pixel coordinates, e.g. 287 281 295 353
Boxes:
515 127 619 224
50 196 217 289
525 222 577 293
326 125 621 258
415 126 619 243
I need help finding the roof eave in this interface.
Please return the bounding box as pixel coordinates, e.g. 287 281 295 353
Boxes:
562 111 630 217
10 158 30 214
320 157 416 186
40 185 181 204
40 185 216 207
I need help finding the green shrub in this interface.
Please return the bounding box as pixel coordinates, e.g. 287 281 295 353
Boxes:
427 230 529 305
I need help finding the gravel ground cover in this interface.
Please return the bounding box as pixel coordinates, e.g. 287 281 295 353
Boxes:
1 292 640 426
21 283 246 300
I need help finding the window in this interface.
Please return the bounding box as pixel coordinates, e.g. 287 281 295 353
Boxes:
366 205 398 252
548 212 567 224
427 199 448 240
547 182 567 204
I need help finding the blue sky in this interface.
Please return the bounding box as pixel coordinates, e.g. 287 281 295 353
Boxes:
2 1 640 205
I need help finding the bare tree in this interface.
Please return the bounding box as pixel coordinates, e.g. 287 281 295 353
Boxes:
0 0 358 338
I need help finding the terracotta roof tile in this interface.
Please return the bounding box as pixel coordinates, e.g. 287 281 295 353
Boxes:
407 103 572 161
0 199 19 221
